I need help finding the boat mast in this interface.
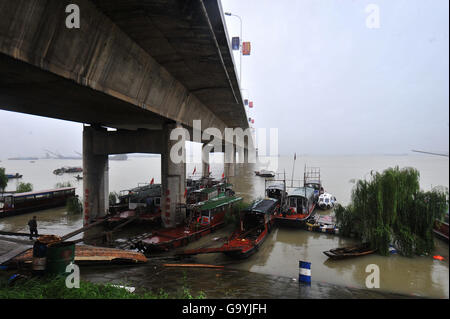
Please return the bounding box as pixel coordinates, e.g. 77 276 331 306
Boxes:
291 153 296 187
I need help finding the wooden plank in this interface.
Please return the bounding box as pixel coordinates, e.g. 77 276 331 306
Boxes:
60 218 108 241
163 264 224 269
0 231 49 237
0 245 32 265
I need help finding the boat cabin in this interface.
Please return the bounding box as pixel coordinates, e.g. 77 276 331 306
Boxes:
192 195 242 228
285 187 315 217
240 198 279 233
117 184 161 212
266 184 287 203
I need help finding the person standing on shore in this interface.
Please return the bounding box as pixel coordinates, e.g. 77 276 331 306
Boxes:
28 216 38 240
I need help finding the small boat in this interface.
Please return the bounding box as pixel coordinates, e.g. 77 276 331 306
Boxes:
323 243 376 260
75 175 83 181
5 173 23 179
0 187 76 218
276 187 316 227
317 193 337 210
53 167 83 175
306 215 339 234
180 198 279 259
255 170 276 178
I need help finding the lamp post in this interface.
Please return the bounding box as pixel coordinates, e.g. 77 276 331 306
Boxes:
225 12 243 85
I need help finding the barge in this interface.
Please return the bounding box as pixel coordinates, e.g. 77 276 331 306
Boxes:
0 187 76 218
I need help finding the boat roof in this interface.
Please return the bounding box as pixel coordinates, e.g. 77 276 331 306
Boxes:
192 187 219 194
198 195 242 211
288 187 315 198
245 198 278 214
12 187 76 198
266 183 285 191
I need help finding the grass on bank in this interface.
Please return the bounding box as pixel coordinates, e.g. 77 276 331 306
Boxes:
0 275 205 299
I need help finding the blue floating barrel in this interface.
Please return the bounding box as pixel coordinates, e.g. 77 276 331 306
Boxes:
299 261 311 284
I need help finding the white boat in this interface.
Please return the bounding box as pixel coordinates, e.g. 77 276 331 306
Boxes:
318 193 337 210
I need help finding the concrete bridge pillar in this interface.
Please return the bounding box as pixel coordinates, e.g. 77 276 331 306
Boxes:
224 142 236 177
202 143 211 178
83 126 109 225
161 123 186 228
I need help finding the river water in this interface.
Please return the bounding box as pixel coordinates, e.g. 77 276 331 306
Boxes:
0 154 448 298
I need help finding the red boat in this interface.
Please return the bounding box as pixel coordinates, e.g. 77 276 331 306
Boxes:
133 194 242 254
275 187 316 227
0 187 76 218
180 198 280 259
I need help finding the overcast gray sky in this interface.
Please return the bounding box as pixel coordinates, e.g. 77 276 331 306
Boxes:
0 0 448 158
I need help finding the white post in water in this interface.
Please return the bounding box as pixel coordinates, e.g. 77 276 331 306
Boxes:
299 261 311 284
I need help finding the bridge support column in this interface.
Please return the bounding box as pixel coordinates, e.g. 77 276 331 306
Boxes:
83 126 109 225
161 123 186 228
202 143 211 178
224 142 236 177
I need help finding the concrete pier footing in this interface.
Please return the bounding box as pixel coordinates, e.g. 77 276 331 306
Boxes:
161 123 186 228
83 126 109 225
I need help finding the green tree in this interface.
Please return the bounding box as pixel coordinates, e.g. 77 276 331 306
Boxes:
16 182 33 193
0 168 8 193
335 166 448 256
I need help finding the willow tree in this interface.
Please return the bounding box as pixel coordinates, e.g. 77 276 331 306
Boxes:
0 168 7 193
335 166 448 256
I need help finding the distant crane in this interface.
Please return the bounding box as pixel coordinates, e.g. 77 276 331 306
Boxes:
44 149 62 159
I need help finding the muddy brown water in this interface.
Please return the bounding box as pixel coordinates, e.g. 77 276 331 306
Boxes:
0 155 448 298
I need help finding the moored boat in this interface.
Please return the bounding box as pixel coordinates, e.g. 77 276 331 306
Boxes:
5 173 22 179
0 187 76 218
317 193 337 210
306 214 339 234
323 243 376 260
255 170 276 178
276 187 316 227
180 198 280 259
134 194 242 254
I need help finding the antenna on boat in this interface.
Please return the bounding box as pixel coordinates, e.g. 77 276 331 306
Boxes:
291 153 296 187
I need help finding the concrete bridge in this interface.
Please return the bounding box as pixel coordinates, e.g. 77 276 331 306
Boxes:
0 0 253 227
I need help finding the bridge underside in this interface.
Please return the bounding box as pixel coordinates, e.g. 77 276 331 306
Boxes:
0 53 166 130
0 0 248 132
0 0 254 229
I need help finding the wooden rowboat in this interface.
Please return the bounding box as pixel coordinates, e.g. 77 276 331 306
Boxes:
323 243 376 260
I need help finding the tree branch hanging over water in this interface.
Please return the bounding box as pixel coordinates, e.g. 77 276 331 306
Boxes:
335 167 448 256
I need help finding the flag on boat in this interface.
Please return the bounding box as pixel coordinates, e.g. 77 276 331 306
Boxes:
231 37 240 51
251 119 254 124
222 172 225 179
193 167 196 175
242 42 251 55
184 188 188 198
150 178 154 185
